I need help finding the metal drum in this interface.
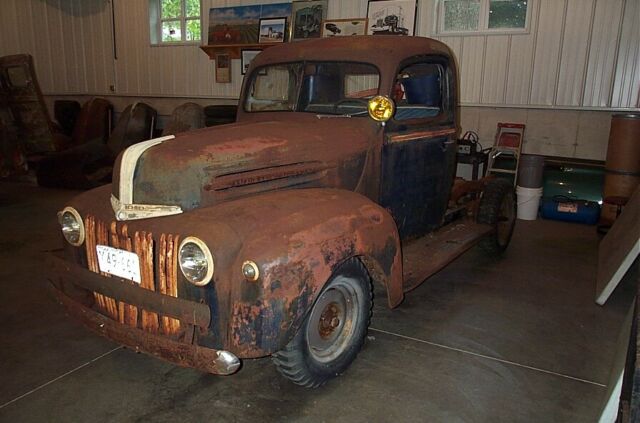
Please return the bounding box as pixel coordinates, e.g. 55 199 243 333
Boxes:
603 113 640 199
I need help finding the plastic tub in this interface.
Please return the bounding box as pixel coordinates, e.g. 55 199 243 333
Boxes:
516 185 543 220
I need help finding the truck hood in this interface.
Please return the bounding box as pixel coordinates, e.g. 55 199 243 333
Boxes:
111 115 378 217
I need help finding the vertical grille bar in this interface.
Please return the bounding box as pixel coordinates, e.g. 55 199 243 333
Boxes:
158 234 181 335
137 231 159 332
83 216 181 336
85 216 107 313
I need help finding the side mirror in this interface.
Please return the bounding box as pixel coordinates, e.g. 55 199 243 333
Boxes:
367 95 395 123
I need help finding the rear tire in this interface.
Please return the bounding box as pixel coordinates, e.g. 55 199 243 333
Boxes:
477 178 516 255
272 258 372 388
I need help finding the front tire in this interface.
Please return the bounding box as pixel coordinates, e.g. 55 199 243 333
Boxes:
477 178 517 255
272 258 372 388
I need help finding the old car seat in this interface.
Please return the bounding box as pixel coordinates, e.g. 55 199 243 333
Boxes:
36 102 156 189
162 102 205 136
106 102 156 156
203 105 237 127
54 100 81 136
70 98 113 147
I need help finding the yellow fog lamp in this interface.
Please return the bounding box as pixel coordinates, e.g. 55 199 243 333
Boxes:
367 95 395 122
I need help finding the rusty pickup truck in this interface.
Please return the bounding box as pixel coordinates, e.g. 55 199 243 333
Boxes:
49 36 516 388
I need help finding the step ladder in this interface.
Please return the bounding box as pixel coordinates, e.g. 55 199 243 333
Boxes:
486 123 525 185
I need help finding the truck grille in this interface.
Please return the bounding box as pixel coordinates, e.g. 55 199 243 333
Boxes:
84 215 181 336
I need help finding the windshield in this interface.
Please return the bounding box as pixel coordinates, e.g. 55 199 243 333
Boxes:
244 61 380 116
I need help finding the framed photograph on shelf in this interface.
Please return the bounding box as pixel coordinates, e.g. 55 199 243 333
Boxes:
241 49 262 75
366 0 416 36
215 53 231 83
259 17 287 43
321 18 368 37
290 0 328 41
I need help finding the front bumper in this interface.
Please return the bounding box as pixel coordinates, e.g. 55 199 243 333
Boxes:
47 254 240 375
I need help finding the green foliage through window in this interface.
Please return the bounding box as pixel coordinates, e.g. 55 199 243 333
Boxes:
161 0 181 19
488 0 527 29
157 0 201 43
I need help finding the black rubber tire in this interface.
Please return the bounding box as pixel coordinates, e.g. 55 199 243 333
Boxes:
272 258 372 388
477 178 517 255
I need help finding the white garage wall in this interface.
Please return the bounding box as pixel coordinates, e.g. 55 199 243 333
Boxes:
0 0 638 160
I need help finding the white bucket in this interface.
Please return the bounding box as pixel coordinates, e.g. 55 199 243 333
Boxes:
516 185 543 220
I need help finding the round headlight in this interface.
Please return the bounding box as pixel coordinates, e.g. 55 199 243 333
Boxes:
178 237 214 286
59 207 84 246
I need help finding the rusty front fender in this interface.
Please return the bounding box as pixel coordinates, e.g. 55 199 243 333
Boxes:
223 188 403 357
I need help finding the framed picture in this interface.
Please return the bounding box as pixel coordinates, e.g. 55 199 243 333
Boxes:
321 18 368 37
241 49 261 75
208 3 292 44
290 0 328 41
259 18 287 43
215 53 231 83
366 0 416 36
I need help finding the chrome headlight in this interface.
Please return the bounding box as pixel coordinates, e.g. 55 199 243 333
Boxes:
178 237 214 286
58 207 84 246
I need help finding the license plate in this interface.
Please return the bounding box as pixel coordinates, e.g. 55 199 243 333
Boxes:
96 245 141 283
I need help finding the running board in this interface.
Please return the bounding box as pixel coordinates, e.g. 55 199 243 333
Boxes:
402 220 493 293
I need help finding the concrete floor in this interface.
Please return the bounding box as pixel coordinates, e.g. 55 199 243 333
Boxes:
0 180 634 422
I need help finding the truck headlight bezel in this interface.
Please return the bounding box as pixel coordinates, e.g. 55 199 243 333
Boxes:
178 237 214 286
58 207 85 246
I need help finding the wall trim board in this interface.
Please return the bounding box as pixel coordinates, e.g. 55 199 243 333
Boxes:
43 92 241 101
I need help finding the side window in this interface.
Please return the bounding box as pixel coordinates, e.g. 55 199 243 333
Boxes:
149 0 202 45
394 62 445 121
245 64 300 112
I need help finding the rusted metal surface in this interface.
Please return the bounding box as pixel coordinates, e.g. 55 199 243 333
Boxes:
48 37 505 371
51 286 227 374
402 220 493 292
48 253 210 328
118 116 378 211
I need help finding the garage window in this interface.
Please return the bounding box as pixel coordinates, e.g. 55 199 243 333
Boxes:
150 0 201 45
439 0 529 34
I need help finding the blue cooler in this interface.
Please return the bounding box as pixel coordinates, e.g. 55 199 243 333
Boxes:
540 196 601 225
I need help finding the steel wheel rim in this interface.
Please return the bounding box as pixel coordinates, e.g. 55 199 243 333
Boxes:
306 276 361 363
496 191 515 246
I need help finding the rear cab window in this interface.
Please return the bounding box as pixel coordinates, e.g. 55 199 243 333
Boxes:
244 61 379 116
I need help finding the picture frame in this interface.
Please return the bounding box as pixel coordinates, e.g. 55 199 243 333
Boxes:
215 53 231 83
321 18 368 37
259 17 287 43
208 4 292 45
366 0 417 36
290 0 328 41
241 49 262 75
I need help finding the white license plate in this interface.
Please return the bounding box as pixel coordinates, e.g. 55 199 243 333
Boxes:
96 245 141 283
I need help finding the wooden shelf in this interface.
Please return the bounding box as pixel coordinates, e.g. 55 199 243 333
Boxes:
200 44 278 60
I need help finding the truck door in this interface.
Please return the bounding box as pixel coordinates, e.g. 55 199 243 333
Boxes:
379 57 457 240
